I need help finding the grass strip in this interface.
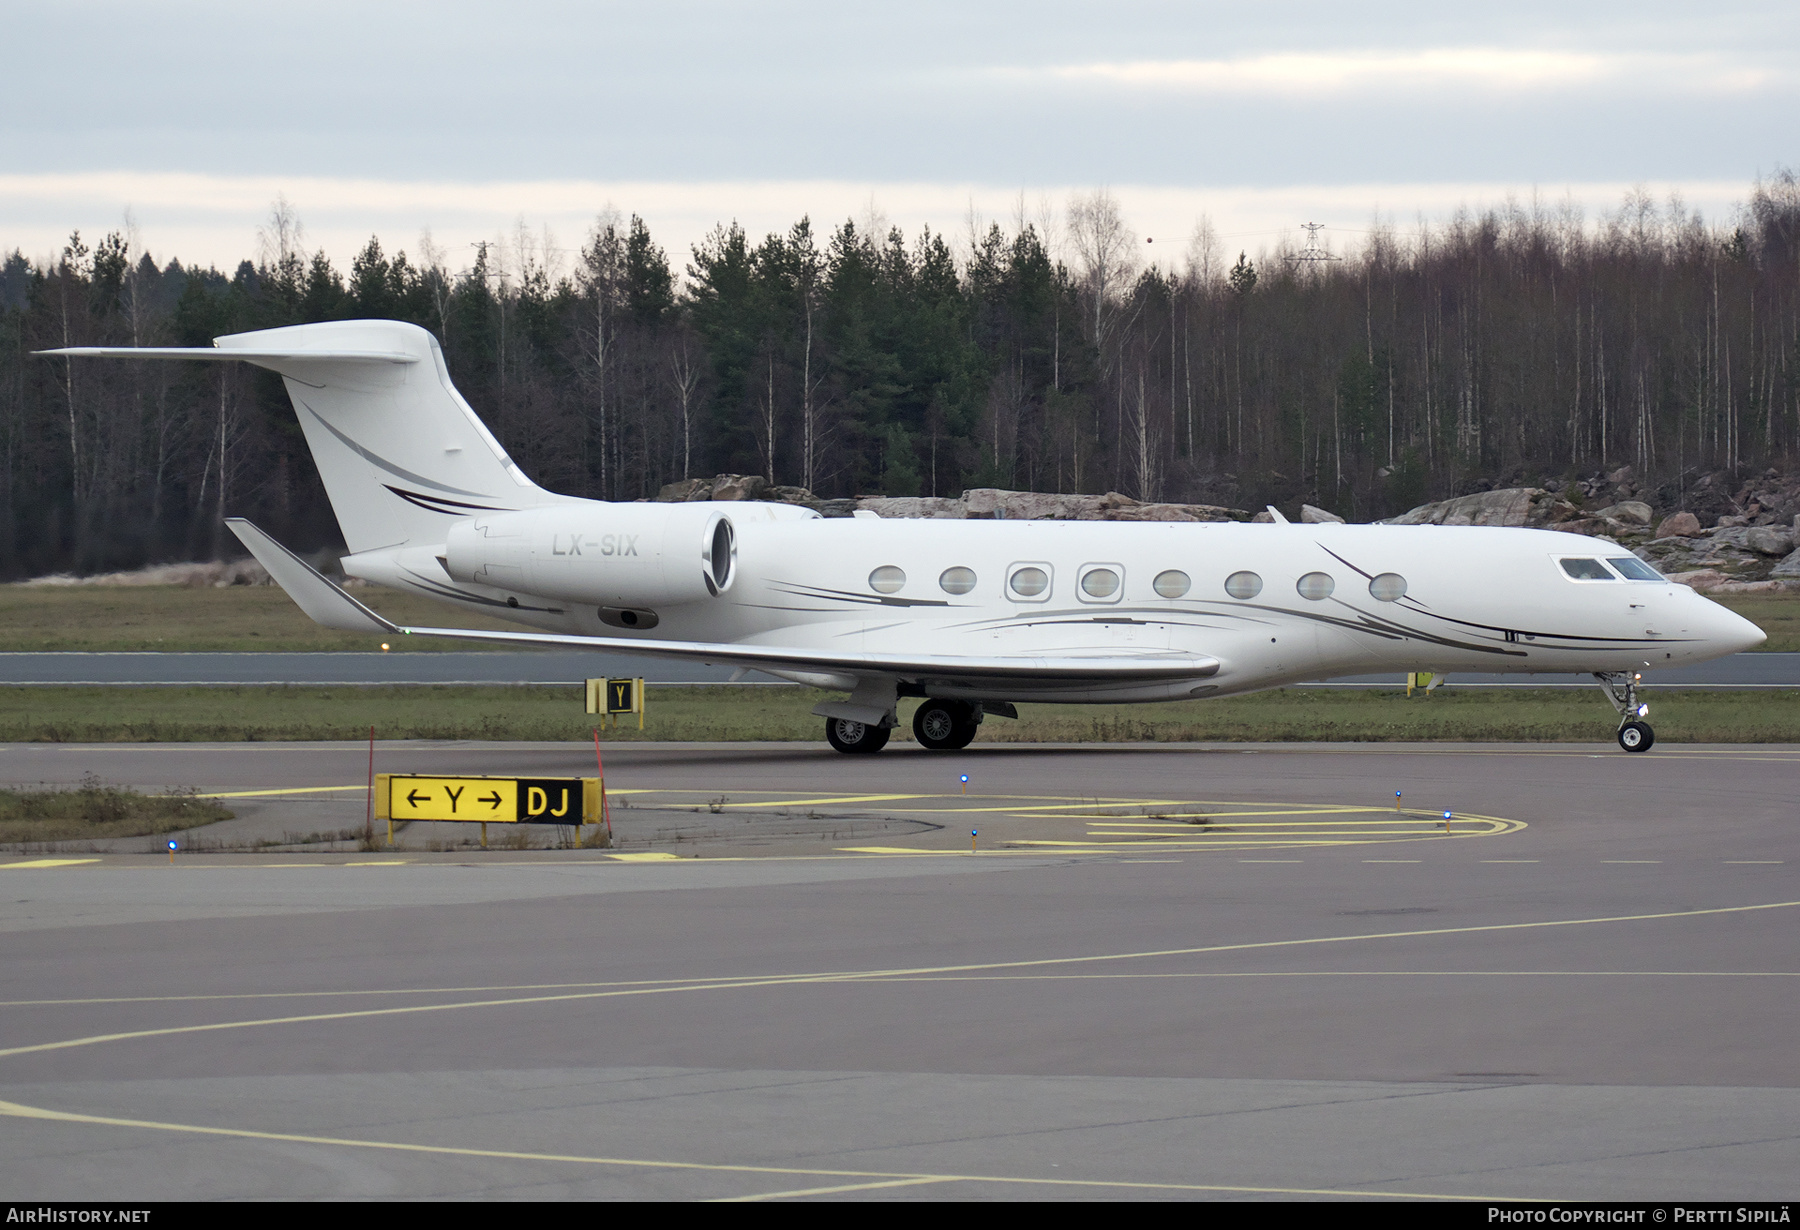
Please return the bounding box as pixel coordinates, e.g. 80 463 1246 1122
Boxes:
0 777 233 843
0 685 1796 744
0 585 521 653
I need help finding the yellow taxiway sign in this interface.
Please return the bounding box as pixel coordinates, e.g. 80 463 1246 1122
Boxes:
375 775 599 825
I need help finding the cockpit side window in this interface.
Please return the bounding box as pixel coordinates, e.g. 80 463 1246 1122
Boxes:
1606 556 1666 581
1559 557 1615 581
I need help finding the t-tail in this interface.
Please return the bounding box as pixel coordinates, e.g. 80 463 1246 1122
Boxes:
38 319 572 554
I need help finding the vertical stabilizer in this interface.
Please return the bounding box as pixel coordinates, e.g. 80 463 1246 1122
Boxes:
212 320 567 553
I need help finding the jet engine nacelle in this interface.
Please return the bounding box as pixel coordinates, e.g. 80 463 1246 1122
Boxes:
444 503 738 614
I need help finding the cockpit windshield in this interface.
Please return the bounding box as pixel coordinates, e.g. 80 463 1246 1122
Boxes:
1559 558 1615 580
1606 556 1665 581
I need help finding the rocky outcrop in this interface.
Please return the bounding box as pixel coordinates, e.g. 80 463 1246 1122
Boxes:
1655 511 1702 538
1384 487 1555 527
1667 569 1791 594
710 474 769 501
1300 504 1345 524
655 474 788 503
853 496 963 519
1384 486 1672 548
656 477 1251 522
655 477 712 502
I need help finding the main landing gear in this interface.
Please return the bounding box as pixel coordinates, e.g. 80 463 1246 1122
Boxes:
822 700 995 754
1595 671 1655 753
911 700 982 751
824 717 891 754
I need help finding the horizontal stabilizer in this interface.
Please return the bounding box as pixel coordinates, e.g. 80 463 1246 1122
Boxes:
224 519 398 635
35 347 417 366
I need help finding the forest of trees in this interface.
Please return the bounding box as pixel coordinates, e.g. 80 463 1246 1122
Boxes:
1 175 1798 579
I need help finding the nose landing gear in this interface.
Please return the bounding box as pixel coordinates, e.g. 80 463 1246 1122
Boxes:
1595 672 1655 752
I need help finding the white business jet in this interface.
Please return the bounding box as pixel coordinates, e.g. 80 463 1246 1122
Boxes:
44 320 1765 754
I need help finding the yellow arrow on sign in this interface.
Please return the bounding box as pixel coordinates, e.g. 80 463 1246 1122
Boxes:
383 776 517 823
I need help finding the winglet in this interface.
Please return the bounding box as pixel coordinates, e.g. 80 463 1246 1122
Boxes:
224 518 398 635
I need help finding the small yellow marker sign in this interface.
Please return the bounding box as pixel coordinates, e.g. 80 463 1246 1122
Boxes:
375 775 600 826
586 677 646 729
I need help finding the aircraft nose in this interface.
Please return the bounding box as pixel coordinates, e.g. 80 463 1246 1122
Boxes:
1712 603 1767 654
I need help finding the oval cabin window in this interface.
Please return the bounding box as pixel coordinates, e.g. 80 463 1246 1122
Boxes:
1009 567 1049 597
1080 568 1120 598
1153 570 1191 598
1368 572 1407 602
1224 571 1263 600
868 566 906 594
1297 572 1335 601
939 566 977 595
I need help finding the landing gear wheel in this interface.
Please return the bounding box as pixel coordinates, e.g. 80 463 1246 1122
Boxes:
1617 721 1654 753
1595 672 1655 755
913 701 980 751
825 718 891 754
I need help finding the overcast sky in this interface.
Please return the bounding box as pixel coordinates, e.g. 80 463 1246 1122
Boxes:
3 1 1794 275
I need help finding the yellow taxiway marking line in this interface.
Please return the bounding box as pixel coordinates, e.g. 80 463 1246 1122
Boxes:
1079 807 1392 821
835 846 969 855
1063 833 1511 847
3 900 1795 1065
1086 818 1476 828
0 859 100 870
1085 827 1502 836
0 1096 1511 1202
605 853 681 862
1009 840 1127 847
197 786 367 798
633 799 1195 806
907 801 1192 815
343 861 408 867
717 794 932 808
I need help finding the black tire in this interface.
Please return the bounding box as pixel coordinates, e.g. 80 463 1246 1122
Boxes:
913 701 981 750
825 717 891 754
946 716 980 750
1617 721 1654 753
912 701 964 750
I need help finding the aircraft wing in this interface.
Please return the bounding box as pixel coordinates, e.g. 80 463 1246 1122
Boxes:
226 518 1219 685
